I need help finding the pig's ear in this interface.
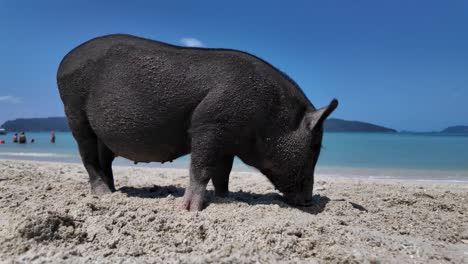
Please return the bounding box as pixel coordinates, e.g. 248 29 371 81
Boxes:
306 99 338 130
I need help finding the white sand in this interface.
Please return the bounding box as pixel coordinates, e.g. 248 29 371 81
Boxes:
0 159 467 263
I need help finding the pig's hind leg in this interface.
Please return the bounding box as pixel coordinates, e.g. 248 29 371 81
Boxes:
97 139 116 192
67 114 115 195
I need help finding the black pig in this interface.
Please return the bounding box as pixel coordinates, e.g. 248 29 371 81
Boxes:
57 34 338 211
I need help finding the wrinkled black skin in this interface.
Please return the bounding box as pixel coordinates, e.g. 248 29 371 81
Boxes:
57 34 336 210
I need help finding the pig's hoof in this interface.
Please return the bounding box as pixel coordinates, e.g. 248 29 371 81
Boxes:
91 183 113 196
180 190 204 211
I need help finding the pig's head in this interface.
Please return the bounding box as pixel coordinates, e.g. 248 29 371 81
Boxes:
259 99 338 207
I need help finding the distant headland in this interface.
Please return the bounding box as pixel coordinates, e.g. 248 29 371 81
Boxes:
1 116 397 133
0 117 466 134
324 118 396 133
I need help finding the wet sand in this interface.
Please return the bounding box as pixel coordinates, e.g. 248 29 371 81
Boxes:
0 159 467 263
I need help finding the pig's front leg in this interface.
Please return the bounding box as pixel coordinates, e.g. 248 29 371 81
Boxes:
180 132 233 211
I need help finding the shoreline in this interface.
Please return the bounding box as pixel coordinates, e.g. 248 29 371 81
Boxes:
1 157 467 184
0 159 467 263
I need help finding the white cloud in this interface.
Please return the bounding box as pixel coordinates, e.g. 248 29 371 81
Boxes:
0 96 21 104
180 37 204 47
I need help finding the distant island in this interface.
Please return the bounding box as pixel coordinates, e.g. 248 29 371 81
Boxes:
1 117 70 132
441 126 468 133
1 116 399 133
324 118 397 133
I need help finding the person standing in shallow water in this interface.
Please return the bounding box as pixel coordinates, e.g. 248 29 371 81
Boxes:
18 132 27 144
50 131 56 143
12 133 18 143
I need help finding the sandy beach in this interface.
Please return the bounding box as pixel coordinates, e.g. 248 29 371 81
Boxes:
0 159 467 263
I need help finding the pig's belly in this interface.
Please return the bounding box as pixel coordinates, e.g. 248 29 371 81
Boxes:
107 138 190 163
103 132 190 163
89 114 191 163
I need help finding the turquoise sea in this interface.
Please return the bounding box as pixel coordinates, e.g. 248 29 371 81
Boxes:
1 132 467 182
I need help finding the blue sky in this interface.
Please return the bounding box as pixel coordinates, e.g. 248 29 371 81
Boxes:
0 0 467 131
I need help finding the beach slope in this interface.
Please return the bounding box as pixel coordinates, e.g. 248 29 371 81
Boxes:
0 160 467 263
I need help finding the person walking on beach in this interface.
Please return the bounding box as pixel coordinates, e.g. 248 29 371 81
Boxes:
19 132 27 144
50 131 56 143
12 133 18 143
